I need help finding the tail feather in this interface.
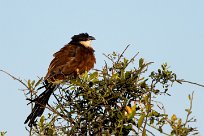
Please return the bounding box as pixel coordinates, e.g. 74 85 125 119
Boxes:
24 81 56 127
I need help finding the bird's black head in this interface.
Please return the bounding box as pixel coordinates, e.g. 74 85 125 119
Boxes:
71 33 95 42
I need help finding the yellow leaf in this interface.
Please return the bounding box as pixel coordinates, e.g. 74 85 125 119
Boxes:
128 104 137 120
125 102 137 120
125 106 132 114
131 103 136 111
171 114 177 122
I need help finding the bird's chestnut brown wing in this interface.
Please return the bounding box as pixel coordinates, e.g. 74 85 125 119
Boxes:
45 44 83 81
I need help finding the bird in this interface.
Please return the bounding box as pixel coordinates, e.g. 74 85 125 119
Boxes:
24 33 96 127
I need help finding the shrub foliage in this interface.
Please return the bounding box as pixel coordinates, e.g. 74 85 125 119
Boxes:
2 47 199 136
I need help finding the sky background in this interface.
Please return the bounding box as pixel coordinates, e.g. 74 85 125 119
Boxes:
0 0 204 135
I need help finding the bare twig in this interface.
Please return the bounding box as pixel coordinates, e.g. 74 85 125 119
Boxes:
152 100 166 114
142 92 151 135
142 80 156 134
92 68 102 72
0 69 29 89
0 70 39 134
53 93 69 114
46 103 75 124
103 53 114 63
177 79 204 88
126 51 139 66
184 92 194 127
147 123 170 136
117 44 130 63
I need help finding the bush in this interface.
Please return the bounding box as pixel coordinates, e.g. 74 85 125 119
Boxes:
1 47 199 135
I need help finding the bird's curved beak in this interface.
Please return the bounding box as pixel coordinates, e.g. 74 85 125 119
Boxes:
88 36 96 40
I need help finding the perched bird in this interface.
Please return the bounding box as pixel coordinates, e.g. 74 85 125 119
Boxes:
24 33 96 127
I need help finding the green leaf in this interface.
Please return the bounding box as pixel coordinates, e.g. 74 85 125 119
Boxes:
31 80 35 86
150 117 154 125
113 51 117 56
0 131 7 136
70 79 81 86
138 113 145 128
82 71 88 80
139 58 144 67
47 128 54 135
111 73 119 80
125 71 131 79
185 109 192 114
27 79 31 89
89 71 98 80
120 69 125 80
35 77 43 87
40 115 45 124
188 94 191 100
159 126 163 133
39 115 45 132
152 110 160 117
123 58 128 66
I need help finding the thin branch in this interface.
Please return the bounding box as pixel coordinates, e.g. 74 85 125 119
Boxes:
152 100 166 114
142 92 151 135
147 123 170 136
184 92 194 127
142 80 157 133
53 93 69 114
103 53 114 63
46 104 73 123
92 68 102 72
0 70 39 135
146 129 156 136
117 44 130 63
177 79 204 88
126 51 139 66
0 69 29 88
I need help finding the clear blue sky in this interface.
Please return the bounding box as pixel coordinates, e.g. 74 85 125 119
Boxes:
0 0 203 135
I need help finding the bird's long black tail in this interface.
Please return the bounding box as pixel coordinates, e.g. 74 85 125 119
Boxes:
24 81 57 127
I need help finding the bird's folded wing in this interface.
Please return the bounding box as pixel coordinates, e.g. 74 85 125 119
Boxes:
45 44 82 81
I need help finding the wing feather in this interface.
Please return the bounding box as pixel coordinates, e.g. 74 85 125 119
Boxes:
45 44 81 80
45 43 96 82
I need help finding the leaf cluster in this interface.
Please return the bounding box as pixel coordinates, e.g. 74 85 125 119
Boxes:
7 47 197 136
